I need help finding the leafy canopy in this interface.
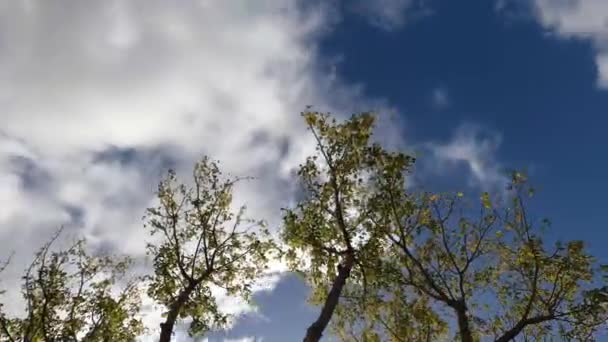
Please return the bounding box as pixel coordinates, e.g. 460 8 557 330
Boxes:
0 229 143 342
282 111 416 341
333 162 608 341
145 157 276 339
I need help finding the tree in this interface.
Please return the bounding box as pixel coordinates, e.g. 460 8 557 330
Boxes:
144 157 276 342
281 112 416 342
324 117 449 342
0 228 143 342
333 285 448 342
338 169 608 341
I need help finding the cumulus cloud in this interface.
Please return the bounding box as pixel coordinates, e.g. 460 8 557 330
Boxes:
0 0 408 338
350 0 432 31
528 0 608 88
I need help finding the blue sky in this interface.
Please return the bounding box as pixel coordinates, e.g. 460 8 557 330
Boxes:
1 1 608 341
319 0 608 252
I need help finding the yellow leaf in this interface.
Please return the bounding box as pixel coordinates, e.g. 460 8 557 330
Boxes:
481 192 492 209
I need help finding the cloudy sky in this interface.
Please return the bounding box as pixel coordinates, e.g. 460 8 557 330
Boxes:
1 0 608 341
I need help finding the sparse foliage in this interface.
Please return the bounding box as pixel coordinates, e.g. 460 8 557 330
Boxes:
0 228 143 342
144 157 276 342
334 165 608 341
282 111 416 342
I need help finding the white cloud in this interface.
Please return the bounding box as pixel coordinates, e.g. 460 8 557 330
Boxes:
0 0 405 339
424 124 506 192
530 0 608 88
224 337 261 342
350 0 431 31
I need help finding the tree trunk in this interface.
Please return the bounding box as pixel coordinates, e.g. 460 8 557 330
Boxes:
454 301 473 342
159 283 197 342
303 253 355 342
